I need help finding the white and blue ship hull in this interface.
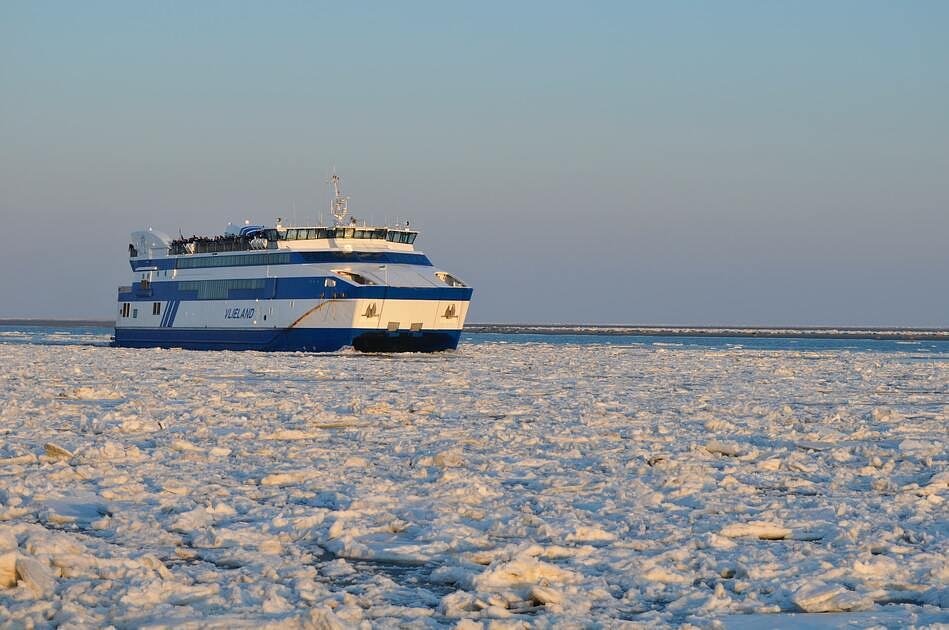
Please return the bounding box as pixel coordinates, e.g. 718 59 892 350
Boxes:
114 230 472 352
114 294 469 352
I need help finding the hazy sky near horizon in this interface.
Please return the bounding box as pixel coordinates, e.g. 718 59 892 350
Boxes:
2 1 947 325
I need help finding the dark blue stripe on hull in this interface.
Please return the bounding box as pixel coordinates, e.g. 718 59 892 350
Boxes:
113 327 461 353
166 300 180 327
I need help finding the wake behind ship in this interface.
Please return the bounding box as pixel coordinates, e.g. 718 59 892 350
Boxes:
113 176 472 352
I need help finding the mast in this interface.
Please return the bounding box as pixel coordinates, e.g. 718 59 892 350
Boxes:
330 172 349 225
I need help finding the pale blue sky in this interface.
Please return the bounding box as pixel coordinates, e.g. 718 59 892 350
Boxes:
2 1 947 325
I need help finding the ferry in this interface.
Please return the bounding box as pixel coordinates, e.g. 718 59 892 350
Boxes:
113 176 472 352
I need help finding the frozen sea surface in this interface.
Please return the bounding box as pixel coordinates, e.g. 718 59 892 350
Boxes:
0 328 947 628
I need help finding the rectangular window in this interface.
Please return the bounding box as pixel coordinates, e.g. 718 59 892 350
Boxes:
153 302 161 315
175 252 290 269
132 308 138 319
177 278 266 299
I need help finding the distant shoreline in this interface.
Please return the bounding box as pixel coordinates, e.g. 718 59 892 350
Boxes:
2 319 947 341
0 319 114 327
465 323 949 341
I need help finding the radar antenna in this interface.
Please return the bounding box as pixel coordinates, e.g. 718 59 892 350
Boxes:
330 171 349 225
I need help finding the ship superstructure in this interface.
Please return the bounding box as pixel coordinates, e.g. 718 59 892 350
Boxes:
113 176 472 351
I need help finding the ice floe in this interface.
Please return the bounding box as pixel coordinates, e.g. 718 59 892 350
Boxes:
0 339 946 627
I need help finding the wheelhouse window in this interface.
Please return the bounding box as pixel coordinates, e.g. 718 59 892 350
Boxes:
386 230 418 244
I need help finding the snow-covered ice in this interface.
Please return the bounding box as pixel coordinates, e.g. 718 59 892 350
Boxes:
0 338 946 628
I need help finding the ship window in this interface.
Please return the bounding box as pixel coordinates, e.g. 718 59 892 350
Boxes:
324 278 336 287
177 278 265 299
153 302 161 315
175 252 291 269
132 308 138 319
435 272 466 287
